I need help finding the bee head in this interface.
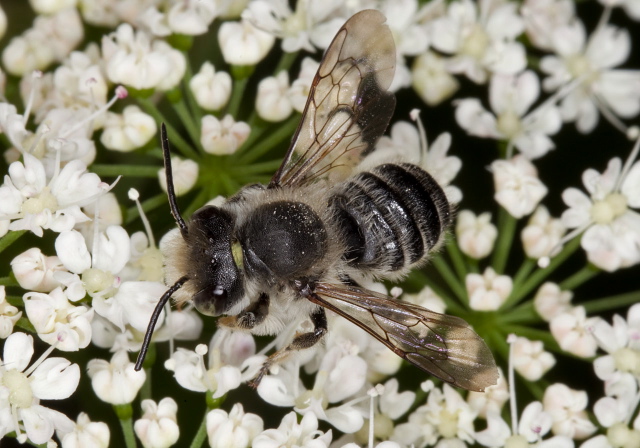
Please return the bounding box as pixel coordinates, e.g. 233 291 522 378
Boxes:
185 205 244 316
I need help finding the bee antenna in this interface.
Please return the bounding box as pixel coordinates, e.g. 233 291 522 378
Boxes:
161 123 188 238
135 276 189 371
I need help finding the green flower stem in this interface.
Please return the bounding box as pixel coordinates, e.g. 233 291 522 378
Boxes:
183 58 204 125
491 207 517 274
92 164 161 178
407 271 467 316
0 230 26 253
466 257 479 273
190 412 209 448
173 98 201 150
498 302 542 325
238 114 301 165
16 317 36 333
275 50 299 74
226 77 249 119
559 265 599 290
505 236 582 307
140 369 152 401
125 193 167 225
136 97 200 161
584 291 640 314
446 239 468 283
6 295 23 306
113 404 136 448
511 258 536 292
0 277 19 287
431 257 467 304
229 159 282 176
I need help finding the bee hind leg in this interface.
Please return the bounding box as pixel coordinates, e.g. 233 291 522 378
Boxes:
249 307 327 388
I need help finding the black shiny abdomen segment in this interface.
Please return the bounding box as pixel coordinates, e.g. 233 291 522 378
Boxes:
331 163 449 271
376 163 450 250
242 201 327 280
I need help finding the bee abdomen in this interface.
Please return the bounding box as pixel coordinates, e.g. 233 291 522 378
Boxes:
330 163 451 273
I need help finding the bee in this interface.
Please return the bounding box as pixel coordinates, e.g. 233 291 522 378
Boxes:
135 9 498 392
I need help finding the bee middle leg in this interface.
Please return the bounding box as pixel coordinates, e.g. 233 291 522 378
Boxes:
249 307 327 388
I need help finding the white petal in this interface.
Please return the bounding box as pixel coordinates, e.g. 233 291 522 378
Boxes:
92 226 131 274
20 405 55 444
55 231 91 274
30 358 80 400
622 161 640 208
3 332 34 372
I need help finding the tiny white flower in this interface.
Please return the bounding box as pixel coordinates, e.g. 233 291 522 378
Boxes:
598 0 640 20
57 412 110 448
30 0 77 14
591 304 640 381
101 105 157 152
543 384 596 440
522 206 566 260
0 286 21 338
521 0 576 51
430 0 526 84
288 57 319 113
256 71 293 122
491 155 548 219
412 51 460 107
540 20 640 133
403 286 447 315
24 287 94 351
87 349 146 405
189 62 232 111
200 114 250 155
253 411 332 448
456 210 498 259
11 247 64 292
206 403 264 448
167 329 255 398
467 368 509 419
134 397 180 448
218 19 275 66
0 153 107 236
0 4 6 41
511 336 556 381
140 0 217 37
101 24 186 91
455 71 562 159
561 151 640 272
550 306 599 358
157 156 199 197
2 9 83 76
392 383 476 448
466 267 513 311
242 0 344 53
54 226 130 302
0 332 78 444
534 282 573 322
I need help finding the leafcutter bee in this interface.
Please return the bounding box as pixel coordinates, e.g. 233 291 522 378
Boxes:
135 9 499 392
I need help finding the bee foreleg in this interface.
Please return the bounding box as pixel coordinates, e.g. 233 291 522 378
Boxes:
248 307 327 388
218 293 270 331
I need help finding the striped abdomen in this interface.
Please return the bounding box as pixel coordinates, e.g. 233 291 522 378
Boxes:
329 163 451 275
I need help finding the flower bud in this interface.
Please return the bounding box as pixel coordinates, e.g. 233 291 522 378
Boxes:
134 398 180 448
256 71 292 122
101 105 157 152
456 210 497 259
512 336 556 381
59 413 110 448
534 282 572 322
158 156 198 196
207 403 263 448
492 156 547 219
218 20 275 66
466 267 512 311
189 62 232 111
200 114 250 155
412 51 459 106
87 350 146 404
522 206 565 259
0 286 21 338
12 247 64 292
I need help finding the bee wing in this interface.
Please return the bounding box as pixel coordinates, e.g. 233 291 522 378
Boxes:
269 9 396 188
311 282 499 392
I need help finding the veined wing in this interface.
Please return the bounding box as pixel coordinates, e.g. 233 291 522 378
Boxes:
310 282 499 392
269 9 396 188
